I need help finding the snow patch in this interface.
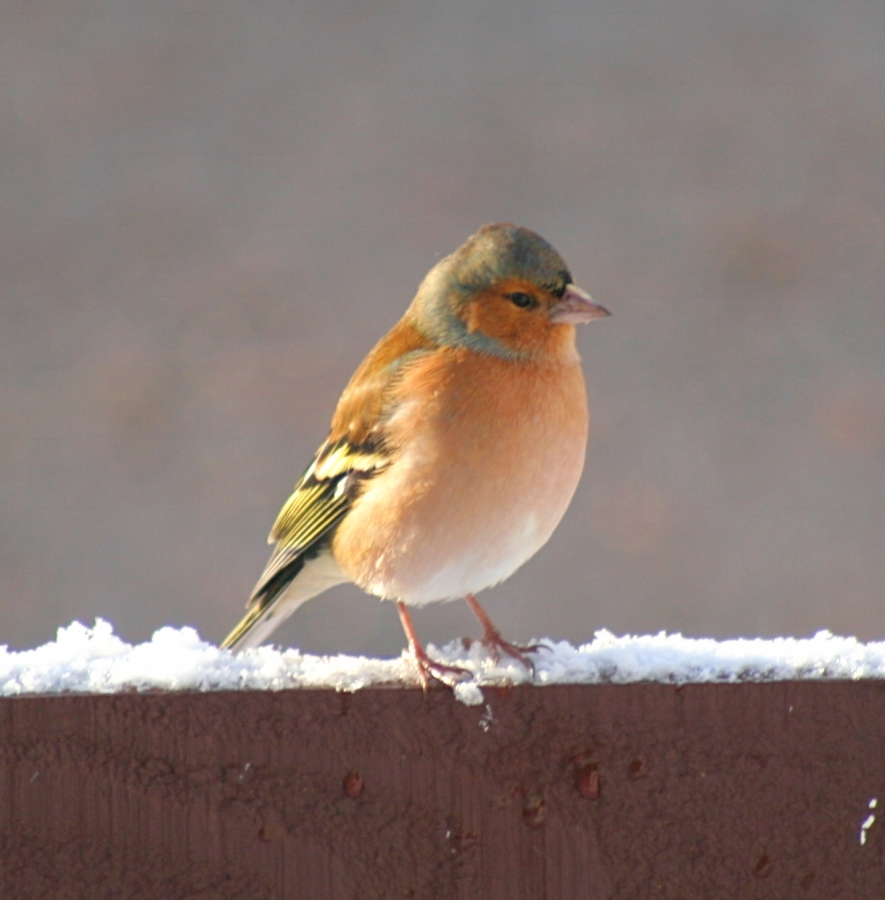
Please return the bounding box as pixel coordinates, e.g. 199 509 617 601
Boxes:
1 620 884 707
860 798 878 846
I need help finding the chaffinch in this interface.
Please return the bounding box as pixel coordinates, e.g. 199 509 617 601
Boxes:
222 223 610 685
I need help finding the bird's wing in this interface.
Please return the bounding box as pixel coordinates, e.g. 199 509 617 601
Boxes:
248 318 435 605
249 436 387 601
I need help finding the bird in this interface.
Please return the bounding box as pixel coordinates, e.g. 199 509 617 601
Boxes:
221 223 610 685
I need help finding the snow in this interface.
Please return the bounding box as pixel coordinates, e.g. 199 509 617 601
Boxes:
1 619 884 707
860 798 878 846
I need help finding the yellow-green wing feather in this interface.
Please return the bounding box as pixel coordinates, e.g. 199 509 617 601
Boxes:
220 436 390 650
249 437 390 603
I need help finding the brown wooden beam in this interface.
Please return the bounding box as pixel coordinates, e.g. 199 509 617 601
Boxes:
1 682 883 899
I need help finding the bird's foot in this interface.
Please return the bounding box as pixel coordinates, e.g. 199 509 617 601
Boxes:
462 593 545 675
396 600 470 689
464 629 544 675
409 642 471 690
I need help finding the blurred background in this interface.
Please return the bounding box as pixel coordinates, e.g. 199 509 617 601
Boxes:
2 0 883 655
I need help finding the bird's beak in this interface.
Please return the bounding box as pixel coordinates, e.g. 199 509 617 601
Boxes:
549 284 611 324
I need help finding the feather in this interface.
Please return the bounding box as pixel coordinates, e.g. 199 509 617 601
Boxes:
254 436 389 597
220 545 347 651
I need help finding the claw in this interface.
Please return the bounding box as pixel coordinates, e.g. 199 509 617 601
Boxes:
409 642 471 689
469 632 540 675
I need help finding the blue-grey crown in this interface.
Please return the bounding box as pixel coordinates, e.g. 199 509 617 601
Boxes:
445 223 572 299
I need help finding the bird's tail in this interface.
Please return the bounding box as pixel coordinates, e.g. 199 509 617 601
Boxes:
220 548 347 652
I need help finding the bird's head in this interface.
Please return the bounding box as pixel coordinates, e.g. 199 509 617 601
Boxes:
409 223 609 361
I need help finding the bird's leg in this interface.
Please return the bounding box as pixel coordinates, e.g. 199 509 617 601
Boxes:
463 594 544 673
396 601 469 689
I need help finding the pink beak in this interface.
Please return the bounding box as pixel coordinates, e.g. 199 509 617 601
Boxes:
549 284 611 324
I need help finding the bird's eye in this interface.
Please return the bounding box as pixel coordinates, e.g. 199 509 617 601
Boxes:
508 292 536 309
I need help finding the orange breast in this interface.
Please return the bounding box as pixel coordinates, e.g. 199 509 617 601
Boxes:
331 345 589 604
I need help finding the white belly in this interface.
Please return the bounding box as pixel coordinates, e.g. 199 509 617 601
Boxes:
397 510 544 606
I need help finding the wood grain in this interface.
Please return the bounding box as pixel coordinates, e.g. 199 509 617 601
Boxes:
0 682 883 899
